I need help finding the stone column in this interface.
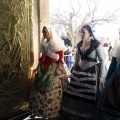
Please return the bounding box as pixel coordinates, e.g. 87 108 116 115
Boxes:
38 0 49 47
33 0 49 68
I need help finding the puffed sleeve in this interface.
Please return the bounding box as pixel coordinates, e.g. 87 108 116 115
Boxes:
73 41 82 66
96 44 105 78
73 49 79 66
55 50 64 63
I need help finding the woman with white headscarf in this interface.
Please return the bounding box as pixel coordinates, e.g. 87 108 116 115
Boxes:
29 25 68 119
94 40 120 120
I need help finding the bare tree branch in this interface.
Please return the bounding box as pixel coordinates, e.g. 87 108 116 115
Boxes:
50 0 120 45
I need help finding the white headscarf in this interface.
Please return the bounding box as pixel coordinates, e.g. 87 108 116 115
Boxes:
40 25 66 52
110 40 120 64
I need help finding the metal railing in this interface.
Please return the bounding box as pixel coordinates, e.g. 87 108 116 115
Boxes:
64 54 75 70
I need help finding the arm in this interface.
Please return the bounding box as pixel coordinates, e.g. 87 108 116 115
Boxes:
106 57 117 80
55 50 65 75
55 50 64 64
34 53 45 73
39 53 45 62
72 42 82 68
96 44 105 78
73 49 79 66
70 48 79 73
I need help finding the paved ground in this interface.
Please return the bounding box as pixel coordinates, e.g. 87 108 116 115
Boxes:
24 116 62 120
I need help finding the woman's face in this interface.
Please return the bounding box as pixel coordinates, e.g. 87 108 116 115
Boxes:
80 28 90 41
42 27 51 40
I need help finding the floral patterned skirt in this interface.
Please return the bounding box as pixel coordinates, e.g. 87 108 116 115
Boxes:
29 63 68 118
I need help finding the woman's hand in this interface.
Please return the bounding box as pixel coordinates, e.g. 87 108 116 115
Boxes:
98 76 104 84
34 68 38 74
34 62 41 74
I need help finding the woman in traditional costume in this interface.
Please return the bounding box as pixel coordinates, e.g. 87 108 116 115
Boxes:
94 40 120 120
61 25 105 120
29 25 68 119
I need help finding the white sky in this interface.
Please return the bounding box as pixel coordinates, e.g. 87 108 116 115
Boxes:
49 0 120 41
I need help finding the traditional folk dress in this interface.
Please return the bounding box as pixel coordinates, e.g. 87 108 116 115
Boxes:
29 26 68 118
61 39 105 120
94 40 120 120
